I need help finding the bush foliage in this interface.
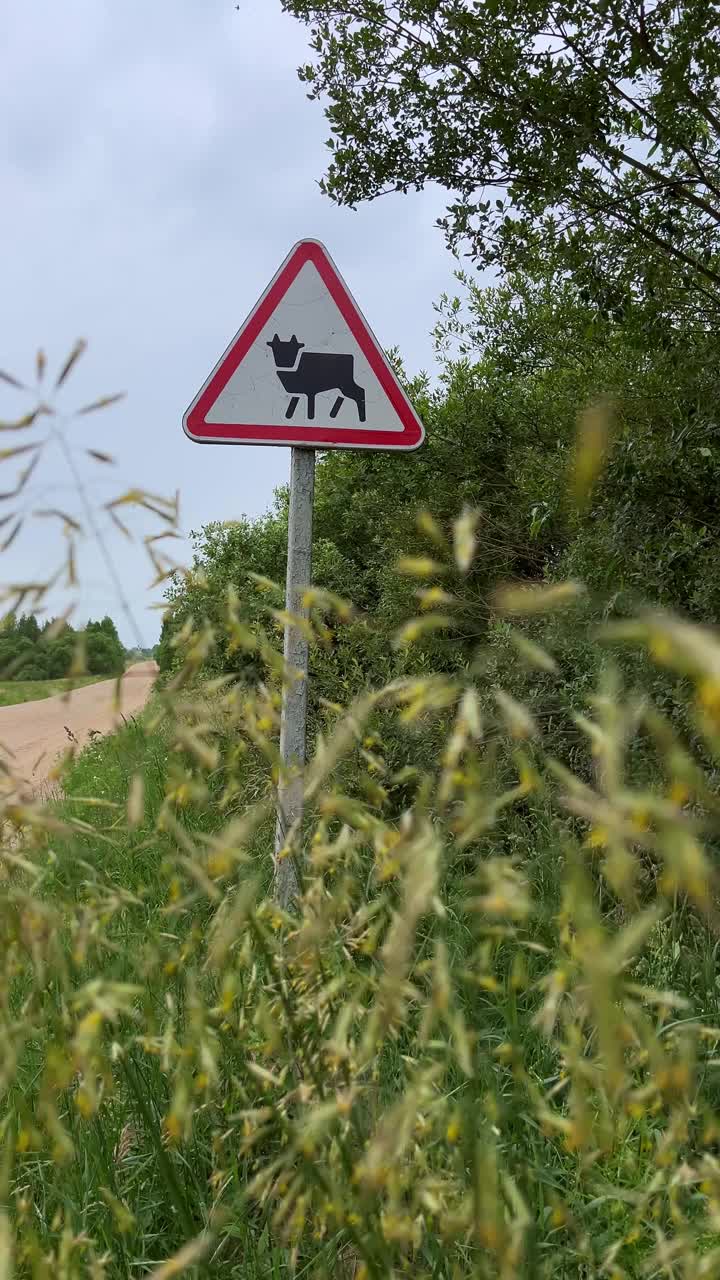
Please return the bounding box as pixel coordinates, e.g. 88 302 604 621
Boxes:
0 613 126 682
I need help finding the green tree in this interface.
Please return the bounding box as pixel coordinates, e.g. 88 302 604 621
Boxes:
45 637 76 679
83 616 124 674
14 651 50 681
0 635 35 678
85 630 124 676
160 510 289 679
86 615 121 644
433 266 720 618
16 613 40 643
41 617 75 638
282 0 720 317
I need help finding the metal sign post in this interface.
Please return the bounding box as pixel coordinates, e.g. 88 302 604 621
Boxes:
274 446 315 908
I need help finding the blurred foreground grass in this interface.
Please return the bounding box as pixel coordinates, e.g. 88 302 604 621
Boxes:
5 576 720 1280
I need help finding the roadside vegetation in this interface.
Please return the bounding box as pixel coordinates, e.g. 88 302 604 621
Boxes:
3 1 720 1276
0 675 104 708
9 547 720 1280
0 614 126 683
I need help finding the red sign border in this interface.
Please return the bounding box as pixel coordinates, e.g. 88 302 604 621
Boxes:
183 239 425 451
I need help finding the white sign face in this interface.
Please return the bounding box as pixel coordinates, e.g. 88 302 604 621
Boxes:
183 239 425 451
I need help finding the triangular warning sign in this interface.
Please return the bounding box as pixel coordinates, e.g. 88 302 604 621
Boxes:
183 239 425 451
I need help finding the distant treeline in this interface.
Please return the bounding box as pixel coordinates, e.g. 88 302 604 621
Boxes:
0 614 126 681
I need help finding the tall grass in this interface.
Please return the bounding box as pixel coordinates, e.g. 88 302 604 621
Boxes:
2 360 720 1278
4 558 720 1279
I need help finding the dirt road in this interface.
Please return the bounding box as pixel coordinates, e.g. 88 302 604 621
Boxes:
0 661 158 792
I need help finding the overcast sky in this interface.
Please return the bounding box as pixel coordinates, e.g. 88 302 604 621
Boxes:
0 0 455 645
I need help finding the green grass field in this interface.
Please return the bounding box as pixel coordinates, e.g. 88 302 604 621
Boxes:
0 674 105 706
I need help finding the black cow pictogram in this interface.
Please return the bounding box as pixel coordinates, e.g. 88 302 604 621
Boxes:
266 334 366 423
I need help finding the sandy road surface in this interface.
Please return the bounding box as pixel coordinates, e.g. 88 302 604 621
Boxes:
0 661 158 791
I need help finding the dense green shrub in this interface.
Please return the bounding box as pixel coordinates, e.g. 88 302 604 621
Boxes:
0 613 125 681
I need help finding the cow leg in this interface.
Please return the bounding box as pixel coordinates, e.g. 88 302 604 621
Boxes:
329 396 344 418
285 396 300 420
351 386 366 423
306 394 316 420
